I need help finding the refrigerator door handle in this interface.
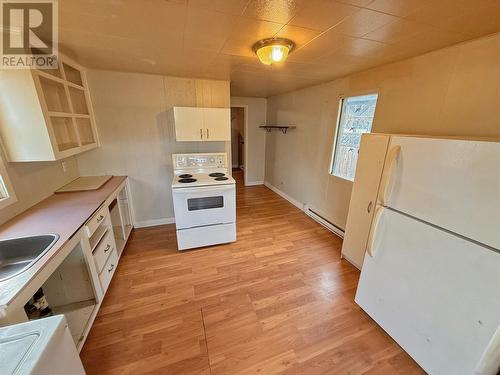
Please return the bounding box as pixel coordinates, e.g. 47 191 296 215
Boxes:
378 145 401 206
366 205 384 257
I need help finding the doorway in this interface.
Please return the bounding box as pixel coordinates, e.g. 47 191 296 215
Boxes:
230 106 246 183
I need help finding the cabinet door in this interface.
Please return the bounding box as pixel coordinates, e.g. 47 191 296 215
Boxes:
174 107 204 141
203 108 230 141
341 134 390 268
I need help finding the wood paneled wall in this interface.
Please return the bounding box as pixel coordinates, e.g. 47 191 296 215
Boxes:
76 71 231 227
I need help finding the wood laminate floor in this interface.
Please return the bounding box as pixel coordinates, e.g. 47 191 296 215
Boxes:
81 170 423 374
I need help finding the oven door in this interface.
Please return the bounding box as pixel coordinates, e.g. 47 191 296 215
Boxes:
172 184 236 229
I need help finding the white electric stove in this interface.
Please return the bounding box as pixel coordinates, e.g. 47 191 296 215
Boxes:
171 153 236 250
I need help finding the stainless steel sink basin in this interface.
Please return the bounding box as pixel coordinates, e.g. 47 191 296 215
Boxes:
0 234 59 282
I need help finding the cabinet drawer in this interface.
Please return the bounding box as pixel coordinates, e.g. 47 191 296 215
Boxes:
99 248 118 293
85 205 108 237
93 230 115 274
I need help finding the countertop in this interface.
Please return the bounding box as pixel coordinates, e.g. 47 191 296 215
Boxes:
0 176 127 310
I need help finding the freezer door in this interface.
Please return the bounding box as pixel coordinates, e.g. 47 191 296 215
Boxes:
356 208 500 375
383 136 500 249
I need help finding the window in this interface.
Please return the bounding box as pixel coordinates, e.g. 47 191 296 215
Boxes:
330 93 379 181
0 154 17 210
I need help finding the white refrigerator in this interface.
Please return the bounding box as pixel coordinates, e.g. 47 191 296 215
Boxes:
355 136 500 375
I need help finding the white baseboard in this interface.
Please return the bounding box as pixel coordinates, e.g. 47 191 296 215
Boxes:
341 253 361 270
263 182 345 239
245 181 264 186
304 205 344 239
134 217 175 228
264 181 304 210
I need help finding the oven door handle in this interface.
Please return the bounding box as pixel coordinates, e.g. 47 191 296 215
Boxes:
173 185 235 194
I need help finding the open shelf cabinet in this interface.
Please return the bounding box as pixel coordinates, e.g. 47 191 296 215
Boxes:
24 240 99 350
0 56 99 161
109 184 133 257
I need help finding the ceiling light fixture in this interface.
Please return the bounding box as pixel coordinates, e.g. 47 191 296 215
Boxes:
252 38 295 66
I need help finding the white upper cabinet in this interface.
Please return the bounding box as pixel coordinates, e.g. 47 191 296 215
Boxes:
174 107 205 141
0 57 99 162
173 107 230 142
204 108 230 141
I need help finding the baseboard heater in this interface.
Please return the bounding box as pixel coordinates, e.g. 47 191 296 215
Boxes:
305 206 344 239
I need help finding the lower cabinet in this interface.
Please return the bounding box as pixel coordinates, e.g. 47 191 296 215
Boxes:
22 234 100 351
98 249 118 293
92 230 115 274
86 179 132 295
0 178 133 353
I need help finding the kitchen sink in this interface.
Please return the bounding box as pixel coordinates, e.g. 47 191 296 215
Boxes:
0 234 59 282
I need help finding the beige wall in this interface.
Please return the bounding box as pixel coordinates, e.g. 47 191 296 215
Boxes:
231 96 267 184
76 70 230 226
0 155 79 225
266 33 500 230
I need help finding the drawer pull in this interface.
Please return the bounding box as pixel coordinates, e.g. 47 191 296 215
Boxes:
104 244 111 252
97 215 104 222
108 264 115 273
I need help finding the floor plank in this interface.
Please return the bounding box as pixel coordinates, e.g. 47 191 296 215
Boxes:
81 170 423 374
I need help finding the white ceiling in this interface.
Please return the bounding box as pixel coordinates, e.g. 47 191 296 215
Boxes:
59 0 500 97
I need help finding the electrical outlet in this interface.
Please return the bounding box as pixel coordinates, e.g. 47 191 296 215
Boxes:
61 160 68 172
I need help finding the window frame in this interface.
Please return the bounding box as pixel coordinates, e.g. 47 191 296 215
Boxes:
0 153 17 210
329 92 379 182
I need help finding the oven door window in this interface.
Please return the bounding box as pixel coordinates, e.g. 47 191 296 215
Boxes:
187 196 224 211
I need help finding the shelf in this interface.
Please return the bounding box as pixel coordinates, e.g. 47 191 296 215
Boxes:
75 117 95 145
51 117 79 152
89 224 109 251
114 224 132 256
67 82 85 90
26 299 96 346
69 86 89 115
48 111 73 117
52 299 96 345
38 67 63 79
36 70 67 85
259 125 296 134
115 234 126 257
39 76 71 113
62 62 83 86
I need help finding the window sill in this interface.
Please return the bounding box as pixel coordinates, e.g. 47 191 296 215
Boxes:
329 173 354 183
0 195 18 211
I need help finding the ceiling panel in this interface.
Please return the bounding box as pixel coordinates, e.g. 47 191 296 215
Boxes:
332 8 398 38
288 0 359 31
56 0 500 97
275 25 321 48
242 0 304 23
365 0 432 17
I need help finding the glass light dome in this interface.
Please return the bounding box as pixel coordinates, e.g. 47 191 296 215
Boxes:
252 38 295 66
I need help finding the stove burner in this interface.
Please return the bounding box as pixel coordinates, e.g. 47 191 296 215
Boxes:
178 178 197 183
179 174 192 178
214 177 229 181
209 172 225 177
